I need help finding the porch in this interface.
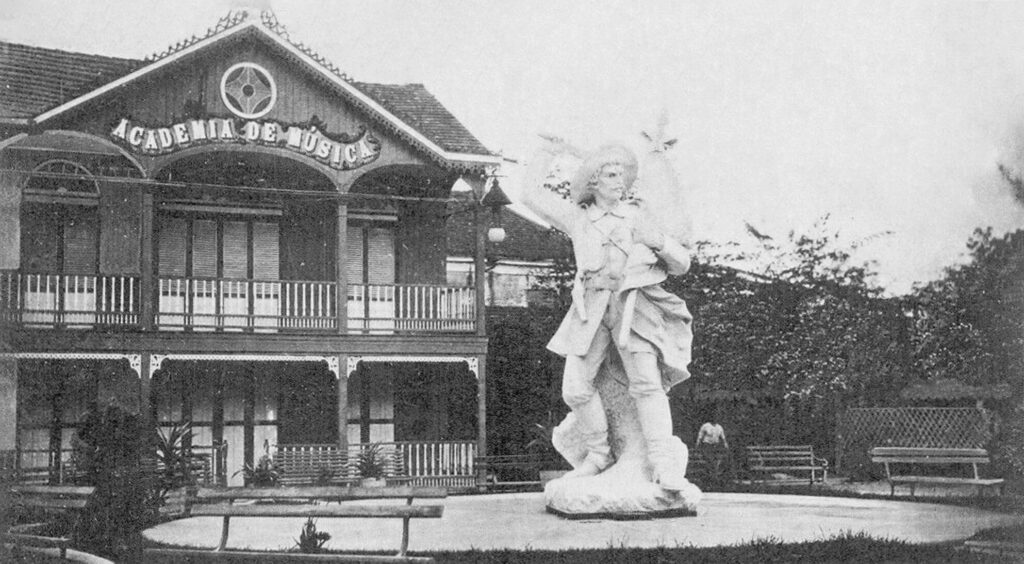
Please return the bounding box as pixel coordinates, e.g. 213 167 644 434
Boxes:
1 439 478 491
0 271 476 333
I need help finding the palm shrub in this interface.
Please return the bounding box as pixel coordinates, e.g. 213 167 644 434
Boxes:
294 517 331 554
354 443 386 479
155 421 197 498
235 454 280 487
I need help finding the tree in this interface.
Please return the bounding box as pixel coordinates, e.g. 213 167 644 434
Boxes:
910 227 1024 388
690 216 907 403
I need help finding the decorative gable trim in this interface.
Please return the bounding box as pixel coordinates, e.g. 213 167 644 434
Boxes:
32 12 499 171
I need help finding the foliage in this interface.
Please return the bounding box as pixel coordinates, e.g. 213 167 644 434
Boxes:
992 400 1024 479
315 465 336 486
71 403 162 561
154 421 197 497
485 306 567 456
235 454 280 488
353 443 387 479
909 228 1024 388
686 216 908 405
525 411 571 470
294 517 331 554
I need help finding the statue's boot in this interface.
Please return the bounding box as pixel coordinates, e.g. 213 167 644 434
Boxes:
563 395 612 479
637 395 689 491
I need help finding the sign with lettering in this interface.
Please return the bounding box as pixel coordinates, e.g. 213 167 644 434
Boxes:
110 117 382 171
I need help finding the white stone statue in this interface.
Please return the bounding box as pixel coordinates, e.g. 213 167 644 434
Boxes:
521 124 701 516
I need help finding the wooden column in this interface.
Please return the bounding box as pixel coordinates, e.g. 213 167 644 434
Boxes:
0 359 17 451
140 191 155 331
0 169 25 270
243 367 255 470
475 355 487 483
337 355 349 452
336 202 348 334
211 366 224 470
473 203 487 336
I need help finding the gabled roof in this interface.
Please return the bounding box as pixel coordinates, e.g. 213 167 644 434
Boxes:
446 191 572 262
1 10 496 167
0 42 141 121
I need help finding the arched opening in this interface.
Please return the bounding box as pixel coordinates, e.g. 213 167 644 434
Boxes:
151 152 340 332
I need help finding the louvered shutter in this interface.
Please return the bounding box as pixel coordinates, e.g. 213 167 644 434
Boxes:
191 220 218 277
62 212 98 273
21 207 60 273
253 222 279 280
222 220 248 279
157 217 187 276
346 225 364 284
367 227 395 284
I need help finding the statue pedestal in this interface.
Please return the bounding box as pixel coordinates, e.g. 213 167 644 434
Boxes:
544 368 701 518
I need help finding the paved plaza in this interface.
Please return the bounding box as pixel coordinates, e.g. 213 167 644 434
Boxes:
143 491 1024 554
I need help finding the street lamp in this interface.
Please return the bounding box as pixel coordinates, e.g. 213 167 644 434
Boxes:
480 178 512 244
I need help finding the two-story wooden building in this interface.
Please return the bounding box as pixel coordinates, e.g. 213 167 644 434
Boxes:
0 11 503 486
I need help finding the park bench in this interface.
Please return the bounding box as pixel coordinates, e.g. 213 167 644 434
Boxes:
143 485 446 563
745 445 828 485
474 454 555 490
869 447 1005 498
5 484 95 560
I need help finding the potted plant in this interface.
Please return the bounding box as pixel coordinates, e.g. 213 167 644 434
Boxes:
527 412 572 484
353 443 387 487
235 454 280 488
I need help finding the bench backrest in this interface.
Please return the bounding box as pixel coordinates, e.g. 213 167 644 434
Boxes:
869 447 990 464
194 485 447 503
9 485 95 512
746 446 817 460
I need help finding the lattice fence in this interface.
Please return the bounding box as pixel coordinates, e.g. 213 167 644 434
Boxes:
835 407 995 474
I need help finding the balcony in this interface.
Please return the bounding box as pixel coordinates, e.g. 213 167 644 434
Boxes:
1 271 476 334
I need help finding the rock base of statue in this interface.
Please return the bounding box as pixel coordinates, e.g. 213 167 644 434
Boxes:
544 365 702 518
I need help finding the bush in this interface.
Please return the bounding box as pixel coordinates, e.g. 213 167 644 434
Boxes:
235 454 280 487
71 404 162 561
992 400 1024 481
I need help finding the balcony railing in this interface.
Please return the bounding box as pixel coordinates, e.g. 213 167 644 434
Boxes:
0 271 139 327
158 277 339 332
1 271 476 333
347 284 476 333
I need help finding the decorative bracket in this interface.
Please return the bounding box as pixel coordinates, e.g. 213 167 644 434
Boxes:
345 355 478 379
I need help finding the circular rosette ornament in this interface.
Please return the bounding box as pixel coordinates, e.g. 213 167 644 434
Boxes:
220 62 277 119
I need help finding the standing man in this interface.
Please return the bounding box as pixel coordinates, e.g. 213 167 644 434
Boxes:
521 140 694 490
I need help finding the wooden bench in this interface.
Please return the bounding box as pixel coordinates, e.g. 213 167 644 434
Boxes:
143 485 446 563
474 454 553 490
5 484 95 560
869 447 1005 498
746 445 828 484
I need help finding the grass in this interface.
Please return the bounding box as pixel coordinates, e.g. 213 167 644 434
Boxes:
428 534 1009 563
273 532 1012 563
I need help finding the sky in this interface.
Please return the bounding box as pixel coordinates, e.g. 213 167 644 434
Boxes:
3 0 1024 295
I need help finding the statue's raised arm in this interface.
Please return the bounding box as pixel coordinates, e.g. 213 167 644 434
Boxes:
519 135 582 234
635 114 694 249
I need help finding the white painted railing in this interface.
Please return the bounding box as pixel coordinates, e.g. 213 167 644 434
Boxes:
157 277 337 331
348 284 476 333
274 440 477 487
0 271 138 327
1 271 475 333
